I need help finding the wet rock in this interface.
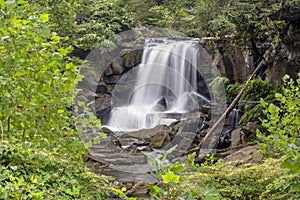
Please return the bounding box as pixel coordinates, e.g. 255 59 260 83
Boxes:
166 132 195 160
150 131 171 149
231 128 242 147
90 152 147 165
224 145 262 163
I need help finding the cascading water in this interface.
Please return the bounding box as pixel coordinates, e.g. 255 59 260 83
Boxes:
105 38 209 132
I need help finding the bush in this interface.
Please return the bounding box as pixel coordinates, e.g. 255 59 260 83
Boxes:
187 159 299 200
0 141 111 199
0 1 111 198
258 74 300 188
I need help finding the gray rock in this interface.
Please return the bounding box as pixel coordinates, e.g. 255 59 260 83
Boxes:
224 145 262 163
121 125 169 140
111 57 124 75
231 128 242 147
123 49 143 68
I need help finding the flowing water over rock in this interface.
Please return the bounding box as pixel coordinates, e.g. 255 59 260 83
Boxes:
78 34 231 183
105 38 209 132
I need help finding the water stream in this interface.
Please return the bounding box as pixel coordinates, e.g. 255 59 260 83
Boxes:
105 38 209 132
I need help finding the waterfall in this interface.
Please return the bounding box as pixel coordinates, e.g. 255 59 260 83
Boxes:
105 38 209 132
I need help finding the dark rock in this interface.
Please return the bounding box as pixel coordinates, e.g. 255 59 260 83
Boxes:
242 122 263 135
218 129 232 149
95 94 112 124
223 145 262 163
169 120 181 133
214 46 250 82
96 82 109 94
104 66 113 76
103 75 122 85
101 127 114 135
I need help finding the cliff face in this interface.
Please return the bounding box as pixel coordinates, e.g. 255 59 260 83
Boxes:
265 8 300 86
213 8 300 86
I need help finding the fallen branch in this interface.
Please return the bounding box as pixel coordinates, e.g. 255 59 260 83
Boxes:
199 59 266 148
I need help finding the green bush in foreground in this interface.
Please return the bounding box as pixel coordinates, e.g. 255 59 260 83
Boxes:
0 140 111 199
146 154 298 200
187 159 299 200
258 74 300 189
0 1 111 199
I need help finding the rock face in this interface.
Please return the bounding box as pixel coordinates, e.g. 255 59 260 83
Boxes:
266 8 300 86
214 45 253 83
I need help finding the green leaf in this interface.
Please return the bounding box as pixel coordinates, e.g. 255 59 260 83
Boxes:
148 184 161 196
162 170 179 184
0 0 5 8
40 14 49 23
169 162 186 173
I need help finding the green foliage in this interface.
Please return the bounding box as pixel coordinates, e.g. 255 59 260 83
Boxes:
225 79 274 103
30 0 81 36
74 0 135 50
188 158 299 200
147 148 195 200
148 164 194 200
258 74 300 188
126 0 190 30
224 79 275 125
0 141 111 199
148 153 298 199
0 1 111 198
0 0 81 154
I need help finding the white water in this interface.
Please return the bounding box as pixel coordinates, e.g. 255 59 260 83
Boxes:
105 38 209 132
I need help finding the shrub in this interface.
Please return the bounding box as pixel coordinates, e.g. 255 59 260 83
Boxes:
258 74 300 188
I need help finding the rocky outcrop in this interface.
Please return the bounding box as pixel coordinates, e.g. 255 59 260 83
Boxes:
214 45 254 83
266 8 300 86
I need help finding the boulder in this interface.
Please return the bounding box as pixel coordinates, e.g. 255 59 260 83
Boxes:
123 49 143 68
224 145 262 163
111 57 125 75
149 131 171 149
